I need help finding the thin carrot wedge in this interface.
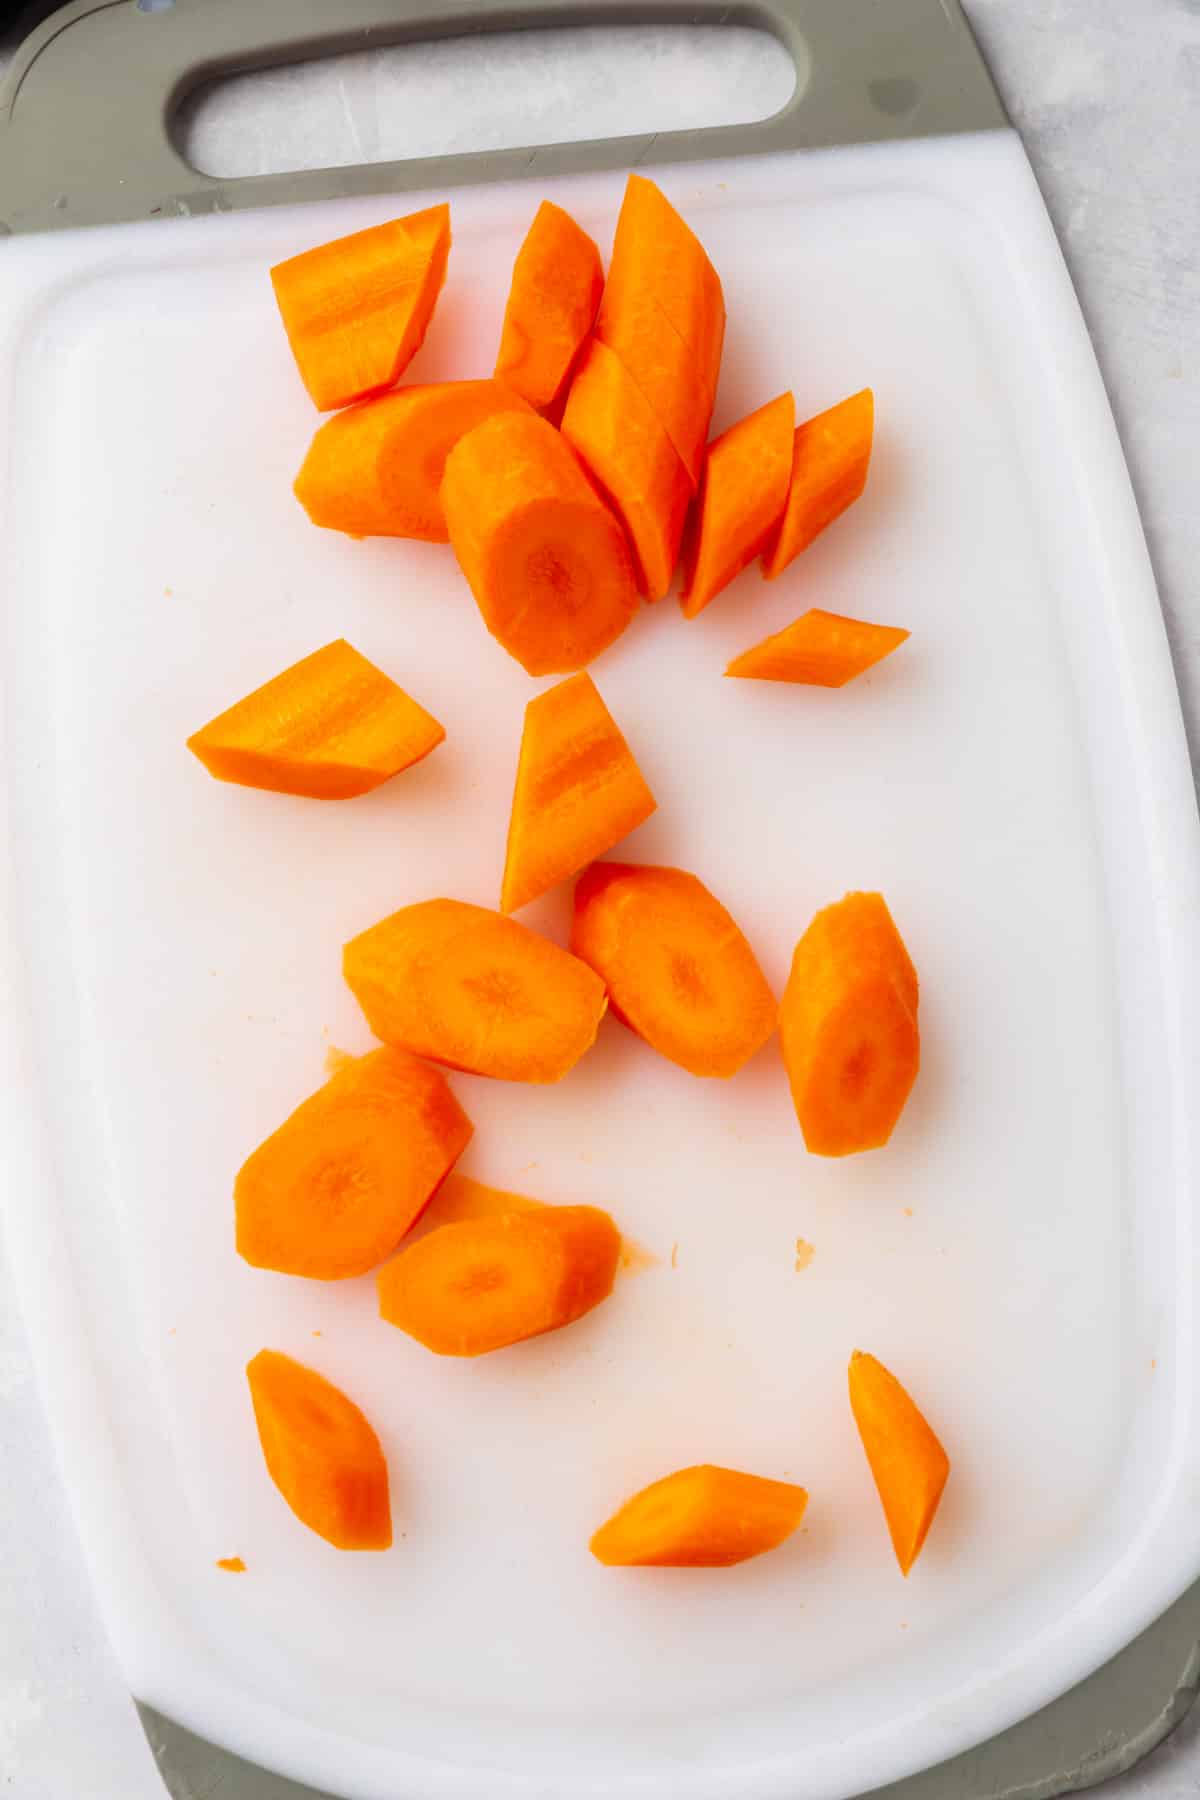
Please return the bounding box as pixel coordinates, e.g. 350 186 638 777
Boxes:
441 411 638 676
271 204 451 411
343 898 607 1083
849 1351 950 1575
501 673 656 914
726 608 909 687
420 1172 546 1232
762 388 874 577
246 1350 392 1550
235 1048 471 1279
494 200 604 413
572 863 776 1077
294 380 533 541
680 392 794 618
187 639 444 799
377 1204 620 1356
590 1465 807 1567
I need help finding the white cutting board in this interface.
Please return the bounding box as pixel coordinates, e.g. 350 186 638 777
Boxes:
1 131 1198 1800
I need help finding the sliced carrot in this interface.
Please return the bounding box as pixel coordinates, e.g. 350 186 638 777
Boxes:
246 1350 392 1550
343 897 607 1083
762 388 874 577
849 1351 949 1575
420 1171 546 1231
590 1465 807 1567
501 673 656 914
726 608 909 687
187 639 444 800
377 1203 620 1356
235 1048 471 1279
494 200 604 413
271 205 451 411
680 392 794 618
779 892 919 1157
294 380 533 541
572 863 776 1077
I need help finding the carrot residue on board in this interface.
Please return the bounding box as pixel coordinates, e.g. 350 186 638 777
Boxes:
323 1044 356 1077
216 1557 247 1573
619 1237 658 1275
794 1238 815 1272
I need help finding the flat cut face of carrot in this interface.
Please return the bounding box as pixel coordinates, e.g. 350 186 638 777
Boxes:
680 391 795 618
494 200 605 412
726 609 909 687
762 388 874 578
246 1350 392 1550
571 862 777 1077
501 673 657 914
187 639 444 800
590 1464 808 1567
271 204 451 411
235 1048 472 1279
849 1351 950 1575
343 897 608 1083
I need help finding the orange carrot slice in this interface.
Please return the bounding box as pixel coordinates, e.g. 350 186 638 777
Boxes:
494 200 604 413
680 392 795 618
343 898 607 1083
377 1204 620 1356
235 1048 471 1279
501 673 656 914
441 411 638 676
572 862 776 1077
849 1351 949 1575
726 608 909 687
762 389 874 578
294 380 533 541
590 1465 807 1567
187 639 444 800
779 892 919 1156
271 205 451 411
246 1350 392 1550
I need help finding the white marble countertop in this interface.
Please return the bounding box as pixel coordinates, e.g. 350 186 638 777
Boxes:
0 1 1197 1794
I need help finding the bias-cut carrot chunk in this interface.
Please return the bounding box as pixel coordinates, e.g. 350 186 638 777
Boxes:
344 898 607 1083
590 1465 807 1567
726 608 909 687
441 412 638 676
235 1048 471 1279
501 673 656 914
572 862 776 1077
849 1351 949 1575
271 205 451 411
779 892 919 1156
494 200 604 413
187 639 444 800
377 1204 620 1356
246 1350 392 1550
294 380 533 541
562 338 691 601
762 388 874 578
680 392 794 618
420 1171 546 1232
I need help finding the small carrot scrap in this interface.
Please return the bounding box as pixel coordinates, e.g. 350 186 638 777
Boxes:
215 1557 246 1573
501 673 656 914
590 1465 807 1567
494 200 604 413
377 1204 621 1356
727 609 909 687
571 862 776 1077
343 898 607 1083
271 204 451 411
235 1048 471 1279
762 388 874 578
849 1351 949 1575
680 392 794 618
420 1171 546 1232
246 1350 392 1550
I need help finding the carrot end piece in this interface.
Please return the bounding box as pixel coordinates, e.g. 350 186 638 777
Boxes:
590 1464 808 1567
849 1351 949 1575
246 1350 392 1550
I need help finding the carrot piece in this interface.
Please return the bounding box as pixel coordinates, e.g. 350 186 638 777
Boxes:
294 380 534 541
246 1350 392 1550
377 1203 620 1356
501 673 656 914
571 863 776 1077
187 639 444 800
215 1557 247 1572
235 1048 471 1279
561 338 691 601
494 201 605 413
590 1465 807 1567
271 204 451 411
343 898 607 1083
420 1171 546 1231
779 892 919 1156
762 389 874 578
680 392 795 618
726 608 909 687
849 1351 949 1575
